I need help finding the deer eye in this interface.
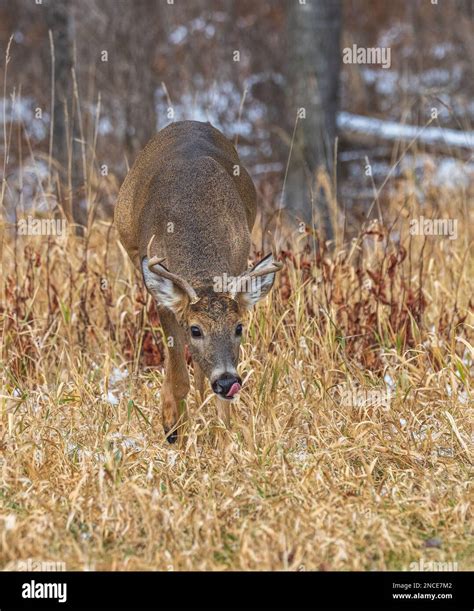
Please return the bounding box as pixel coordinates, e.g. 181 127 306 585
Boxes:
235 323 243 337
190 325 203 338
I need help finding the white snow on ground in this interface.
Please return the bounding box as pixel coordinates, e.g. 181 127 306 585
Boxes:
169 25 188 45
338 112 474 149
342 149 473 191
100 366 129 406
361 68 399 96
383 374 395 390
432 157 473 188
169 18 216 45
155 78 267 147
103 390 119 406
398 154 474 189
109 367 129 386
4 515 17 530
363 64 463 94
108 432 144 452
431 42 456 59
1 96 48 140
377 22 411 49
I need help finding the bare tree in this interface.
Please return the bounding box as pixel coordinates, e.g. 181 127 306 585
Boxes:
102 0 159 158
46 0 76 223
285 0 342 240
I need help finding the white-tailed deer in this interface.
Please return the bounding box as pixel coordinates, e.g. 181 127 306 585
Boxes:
115 121 282 442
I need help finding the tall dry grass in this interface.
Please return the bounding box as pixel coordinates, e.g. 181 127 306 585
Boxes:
0 168 472 569
0 34 472 570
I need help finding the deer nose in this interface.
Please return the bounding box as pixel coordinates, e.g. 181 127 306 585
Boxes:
212 374 242 398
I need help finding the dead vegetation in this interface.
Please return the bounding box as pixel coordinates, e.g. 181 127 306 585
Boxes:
0 176 472 570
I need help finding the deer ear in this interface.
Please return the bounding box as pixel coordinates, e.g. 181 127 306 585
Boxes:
141 257 188 312
238 254 279 309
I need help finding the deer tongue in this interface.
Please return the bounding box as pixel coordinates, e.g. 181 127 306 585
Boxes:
226 382 241 398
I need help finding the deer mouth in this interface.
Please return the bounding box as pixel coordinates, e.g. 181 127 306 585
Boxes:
211 375 242 400
226 382 241 398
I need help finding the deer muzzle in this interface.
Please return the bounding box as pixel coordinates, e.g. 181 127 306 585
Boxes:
212 374 242 399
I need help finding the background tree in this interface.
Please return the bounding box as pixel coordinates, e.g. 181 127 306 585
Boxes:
101 0 159 158
285 0 342 240
0 0 470 235
46 0 77 225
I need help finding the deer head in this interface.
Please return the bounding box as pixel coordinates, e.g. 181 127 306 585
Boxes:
142 254 282 400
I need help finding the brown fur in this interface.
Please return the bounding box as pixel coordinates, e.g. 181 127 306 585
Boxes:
115 121 258 441
115 120 256 278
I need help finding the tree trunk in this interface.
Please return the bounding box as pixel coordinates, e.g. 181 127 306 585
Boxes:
47 0 71 215
47 0 84 230
113 0 158 158
285 0 342 240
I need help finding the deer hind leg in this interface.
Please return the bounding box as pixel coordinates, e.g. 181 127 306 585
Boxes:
159 308 189 443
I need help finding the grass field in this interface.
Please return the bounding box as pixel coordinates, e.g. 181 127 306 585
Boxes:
0 170 472 571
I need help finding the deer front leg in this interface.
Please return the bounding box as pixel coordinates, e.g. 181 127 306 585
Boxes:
159 308 189 443
217 397 231 429
194 362 206 402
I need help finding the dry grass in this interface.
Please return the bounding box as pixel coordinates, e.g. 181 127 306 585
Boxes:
0 173 472 571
